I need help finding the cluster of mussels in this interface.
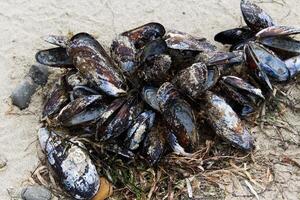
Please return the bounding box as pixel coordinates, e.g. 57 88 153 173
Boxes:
35 0 300 199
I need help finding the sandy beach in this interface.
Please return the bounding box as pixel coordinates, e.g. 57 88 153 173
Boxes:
0 0 299 199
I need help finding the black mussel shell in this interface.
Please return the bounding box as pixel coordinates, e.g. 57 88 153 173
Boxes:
142 121 167 165
38 128 100 200
36 47 73 67
67 32 127 97
244 43 273 91
173 62 209 99
218 80 256 117
240 0 274 32
222 76 265 101
71 86 100 100
56 95 103 125
111 35 137 75
285 55 300 78
214 27 255 45
142 86 160 111
139 38 168 63
205 93 255 151
98 96 143 141
167 133 193 157
43 35 69 48
258 36 300 59
122 22 166 48
42 77 69 119
247 42 290 82
126 110 155 150
157 82 199 152
256 26 300 38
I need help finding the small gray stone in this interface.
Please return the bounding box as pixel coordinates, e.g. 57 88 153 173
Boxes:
11 77 38 109
21 185 52 200
28 64 49 86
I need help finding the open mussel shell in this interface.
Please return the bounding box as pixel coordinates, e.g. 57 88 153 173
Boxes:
142 121 167 165
218 80 256 117
285 55 300 78
55 95 103 125
42 77 69 119
122 22 166 48
126 110 155 150
142 86 160 112
247 42 290 82
71 86 100 100
164 30 216 52
36 47 73 67
97 96 143 141
240 0 274 32
138 38 168 63
43 35 69 48
222 76 265 101
258 36 300 58
157 82 199 152
67 32 127 97
111 35 137 75
214 27 255 45
256 26 300 38
164 30 216 69
205 93 254 151
38 128 100 200
244 43 273 91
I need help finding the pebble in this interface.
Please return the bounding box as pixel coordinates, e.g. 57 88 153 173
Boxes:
11 77 38 110
11 64 49 110
21 185 52 200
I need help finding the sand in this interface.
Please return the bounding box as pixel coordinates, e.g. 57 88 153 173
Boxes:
0 0 299 199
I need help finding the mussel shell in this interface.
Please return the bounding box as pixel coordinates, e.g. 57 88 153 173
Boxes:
42 77 69 119
56 95 102 124
71 86 100 99
142 86 160 112
167 133 192 157
139 54 172 84
214 27 255 45
222 76 265 101
240 0 274 32
173 62 208 99
258 36 300 58
205 93 254 151
122 22 166 48
63 106 107 127
36 47 73 67
98 97 143 141
139 38 168 63
248 42 290 82
66 72 89 88
206 51 244 67
244 43 273 91
218 80 255 117
164 30 216 52
111 35 137 75
157 82 199 152
67 33 127 97
126 110 155 150
165 30 216 69
285 55 300 78
256 26 300 38
43 35 69 48
142 122 167 165
38 128 100 200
